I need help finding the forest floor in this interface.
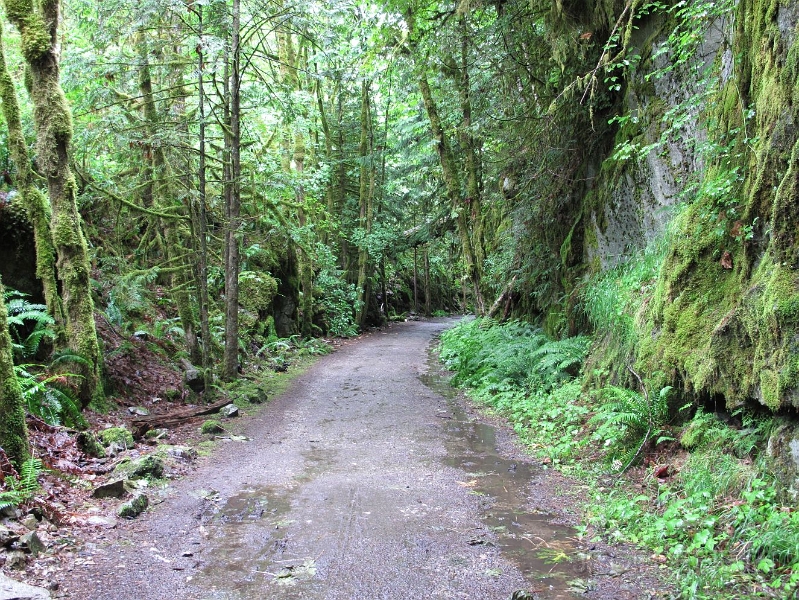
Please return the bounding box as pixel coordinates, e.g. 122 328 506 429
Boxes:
7 319 672 599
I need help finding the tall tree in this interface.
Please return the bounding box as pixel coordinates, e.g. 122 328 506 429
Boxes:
4 0 104 406
223 0 242 379
0 19 62 328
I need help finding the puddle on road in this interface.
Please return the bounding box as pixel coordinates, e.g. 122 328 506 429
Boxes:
196 449 333 598
421 355 588 599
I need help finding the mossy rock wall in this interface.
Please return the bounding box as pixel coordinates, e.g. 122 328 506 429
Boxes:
578 2 799 411
636 0 799 411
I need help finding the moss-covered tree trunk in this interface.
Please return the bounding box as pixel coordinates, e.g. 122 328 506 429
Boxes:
355 79 374 328
223 0 241 380
137 38 200 364
0 20 62 329
406 9 485 314
0 278 30 467
4 0 103 406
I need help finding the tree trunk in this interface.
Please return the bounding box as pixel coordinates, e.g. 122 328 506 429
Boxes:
406 10 485 315
355 80 373 328
0 20 62 329
194 6 212 377
4 0 104 406
223 0 242 380
137 38 200 364
0 278 30 467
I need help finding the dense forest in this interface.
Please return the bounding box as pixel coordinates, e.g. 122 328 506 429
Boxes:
1 0 799 596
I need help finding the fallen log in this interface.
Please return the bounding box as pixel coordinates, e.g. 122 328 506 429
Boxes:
130 398 230 438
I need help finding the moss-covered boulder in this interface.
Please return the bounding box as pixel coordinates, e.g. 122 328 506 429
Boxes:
99 427 135 449
766 420 799 500
118 493 149 519
239 271 278 314
76 431 106 458
200 419 224 434
113 455 164 480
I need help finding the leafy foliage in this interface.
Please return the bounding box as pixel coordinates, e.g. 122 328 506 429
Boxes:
3 289 55 360
0 458 42 512
14 364 86 428
589 383 672 470
440 318 591 464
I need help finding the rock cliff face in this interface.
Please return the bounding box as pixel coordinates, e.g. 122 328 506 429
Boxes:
579 0 799 411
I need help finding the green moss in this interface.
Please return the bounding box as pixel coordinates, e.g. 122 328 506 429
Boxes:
200 419 224 434
98 427 134 449
239 271 278 313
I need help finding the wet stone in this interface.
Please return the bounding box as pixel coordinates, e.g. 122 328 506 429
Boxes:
19 531 45 556
118 493 149 519
0 571 50 599
220 403 240 418
92 479 128 499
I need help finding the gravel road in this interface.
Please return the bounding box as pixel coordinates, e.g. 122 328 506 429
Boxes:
63 319 666 599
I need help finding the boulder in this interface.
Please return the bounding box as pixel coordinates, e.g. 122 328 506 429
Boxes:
113 455 164 480
180 359 205 393
76 431 106 458
200 419 224 434
220 403 240 418
19 531 45 556
0 572 50 599
249 386 268 404
98 427 135 450
128 406 150 416
118 493 148 519
92 479 128 499
0 525 18 547
3 550 26 570
767 420 799 499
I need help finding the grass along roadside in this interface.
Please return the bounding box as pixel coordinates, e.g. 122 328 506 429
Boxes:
438 317 799 599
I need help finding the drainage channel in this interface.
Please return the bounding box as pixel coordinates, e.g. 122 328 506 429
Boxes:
421 355 588 598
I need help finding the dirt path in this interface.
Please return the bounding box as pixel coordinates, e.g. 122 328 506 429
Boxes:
63 320 666 599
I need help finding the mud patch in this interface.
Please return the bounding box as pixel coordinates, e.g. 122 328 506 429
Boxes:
422 358 587 598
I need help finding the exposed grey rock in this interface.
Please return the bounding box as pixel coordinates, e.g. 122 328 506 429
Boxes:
85 515 117 528
19 531 45 556
180 359 205 393
0 571 50 598
21 514 38 531
128 406 150 416
163 445 197 461
118 493 149 519
132 330 149 341
0 525 18 546
220 403 239 418
92 479 128 499
3 550 27 570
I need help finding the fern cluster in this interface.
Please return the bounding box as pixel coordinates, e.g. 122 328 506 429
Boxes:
3 289 55 359
0 458 42 512
589 383 672 470
439 317 592 463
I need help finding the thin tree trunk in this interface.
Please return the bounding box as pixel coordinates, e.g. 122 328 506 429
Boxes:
0 21 62 328
223 0 241 380
4 0 104 406
424 244 431 316
195 5 211 376
355 80 374 328
406 9 485 314
137 38 199 363
0 277 30 467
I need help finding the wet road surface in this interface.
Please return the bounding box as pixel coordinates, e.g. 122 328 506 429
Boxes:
64 320 620 599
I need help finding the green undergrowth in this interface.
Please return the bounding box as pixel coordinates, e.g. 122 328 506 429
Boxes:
439 317 799 598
